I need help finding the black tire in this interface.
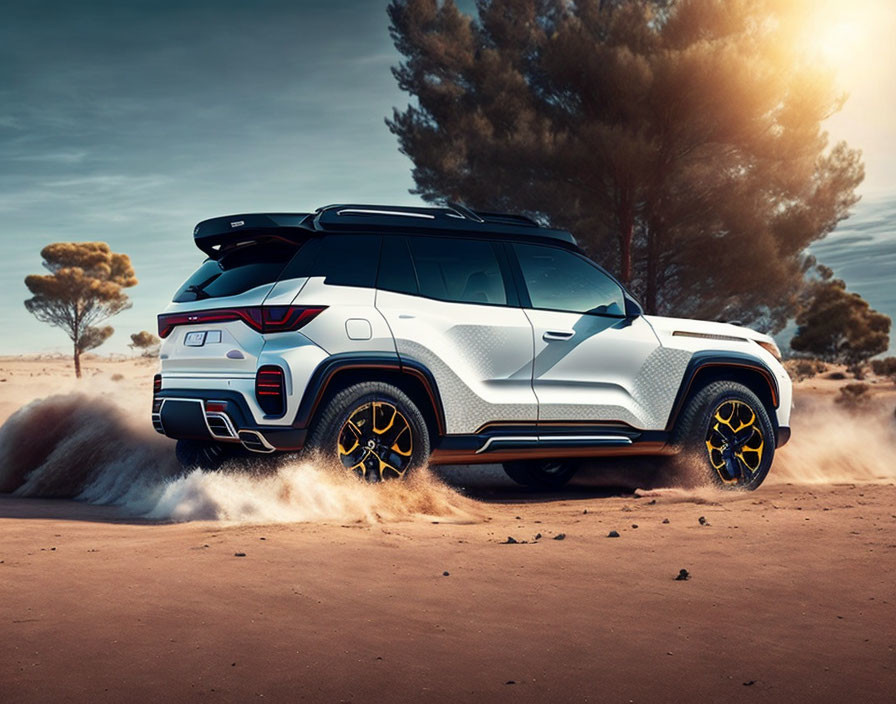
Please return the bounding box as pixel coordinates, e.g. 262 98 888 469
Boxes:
502 460 578 489
669 381 775 490
305 382 430 481
175 439 241 471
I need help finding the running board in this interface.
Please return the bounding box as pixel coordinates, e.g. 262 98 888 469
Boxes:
475 435 633 454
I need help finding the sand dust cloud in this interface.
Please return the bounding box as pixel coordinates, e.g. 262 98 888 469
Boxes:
0 394 481 524
773 394 896 485
0 387 893 522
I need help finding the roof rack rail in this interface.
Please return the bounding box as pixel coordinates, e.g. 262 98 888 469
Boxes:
474 210 541 227
312 203 576 246
446 201 485 223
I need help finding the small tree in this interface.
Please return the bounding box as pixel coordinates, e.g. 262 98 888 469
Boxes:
24 242 137 377
791 275 890 375
870 357 896 379
130 330 160 358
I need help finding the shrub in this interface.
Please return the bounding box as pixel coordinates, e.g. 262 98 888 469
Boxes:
835 382 873 409
784 358 827 381
870 357 896 379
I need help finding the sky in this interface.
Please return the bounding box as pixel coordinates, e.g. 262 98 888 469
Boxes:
1 0 894 356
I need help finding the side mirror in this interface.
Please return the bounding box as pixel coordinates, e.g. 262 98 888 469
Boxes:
624 296 642 318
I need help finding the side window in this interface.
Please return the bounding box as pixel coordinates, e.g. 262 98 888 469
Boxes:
513 242 625 316
377 236 418 296
406 236 507 305
316 234 381 287
280 234 381 288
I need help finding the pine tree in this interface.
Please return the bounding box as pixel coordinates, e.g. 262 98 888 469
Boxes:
386 0 864 330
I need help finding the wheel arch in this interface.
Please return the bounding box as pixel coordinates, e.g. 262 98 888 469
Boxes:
664 352 779 433
293 353 445 439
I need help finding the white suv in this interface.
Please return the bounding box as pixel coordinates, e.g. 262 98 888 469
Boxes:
153 204 791 490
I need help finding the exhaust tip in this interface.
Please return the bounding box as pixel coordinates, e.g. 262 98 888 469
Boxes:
238 430 276 454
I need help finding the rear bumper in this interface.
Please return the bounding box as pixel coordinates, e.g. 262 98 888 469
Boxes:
153 390 306 453
775 426 791 448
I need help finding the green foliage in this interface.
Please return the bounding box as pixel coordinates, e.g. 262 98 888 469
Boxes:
791 277 890 368
24 242 137 377
386 0 864 330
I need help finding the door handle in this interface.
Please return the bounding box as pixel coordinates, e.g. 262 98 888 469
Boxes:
543 330 575 341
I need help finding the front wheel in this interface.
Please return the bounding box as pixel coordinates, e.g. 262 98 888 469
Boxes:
670 381 775 490
306 382 431 481
503 460 578 489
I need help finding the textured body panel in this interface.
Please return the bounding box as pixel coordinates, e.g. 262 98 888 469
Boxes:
525 311 690 429
644 315 793 428
376 289 537 434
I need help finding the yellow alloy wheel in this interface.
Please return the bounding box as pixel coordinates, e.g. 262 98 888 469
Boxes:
704 399 765 485
337 401 414 481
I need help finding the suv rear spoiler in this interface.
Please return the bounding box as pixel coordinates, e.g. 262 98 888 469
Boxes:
193 213 314 259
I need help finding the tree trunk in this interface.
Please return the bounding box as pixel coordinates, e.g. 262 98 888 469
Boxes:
645 223 659 314
73 343 81 378
617 192 634 285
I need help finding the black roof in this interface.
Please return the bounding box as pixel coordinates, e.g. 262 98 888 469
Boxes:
192 203 577 258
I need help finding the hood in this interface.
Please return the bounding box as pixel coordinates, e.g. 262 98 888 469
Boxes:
642 315 774 345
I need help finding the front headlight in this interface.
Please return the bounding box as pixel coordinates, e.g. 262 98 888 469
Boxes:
756 340 782 361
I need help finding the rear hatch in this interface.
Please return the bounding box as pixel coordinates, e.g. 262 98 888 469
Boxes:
159 238 312 375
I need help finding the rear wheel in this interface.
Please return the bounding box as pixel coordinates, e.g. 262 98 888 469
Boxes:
502 460 578 489
306 382 430 481
175 439 241 471
670 381 774 490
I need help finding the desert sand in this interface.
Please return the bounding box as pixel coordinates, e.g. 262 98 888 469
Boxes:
1 356 895 703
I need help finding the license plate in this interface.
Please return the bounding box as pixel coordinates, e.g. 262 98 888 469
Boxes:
184 331 207 347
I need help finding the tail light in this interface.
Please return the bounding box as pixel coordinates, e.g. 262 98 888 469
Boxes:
157 306 326 338
255 365 286 416
153 374 162 393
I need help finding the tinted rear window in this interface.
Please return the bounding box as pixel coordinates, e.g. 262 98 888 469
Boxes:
377 236 418 296
173 240 300 302
407 236 507 305
279 234 381 288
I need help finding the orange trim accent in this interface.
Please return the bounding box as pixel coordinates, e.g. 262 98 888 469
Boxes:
305 362 446 435
304 363 395 428
666 361 778 432
403 367 446 434
428 442 671 466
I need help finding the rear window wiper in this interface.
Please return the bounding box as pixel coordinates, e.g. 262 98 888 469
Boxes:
184 284 211 300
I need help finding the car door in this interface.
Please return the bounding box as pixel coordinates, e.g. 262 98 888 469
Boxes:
375 235 538 435
509 241 669 431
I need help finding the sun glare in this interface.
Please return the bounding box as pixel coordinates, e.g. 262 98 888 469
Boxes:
800 0 877 77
